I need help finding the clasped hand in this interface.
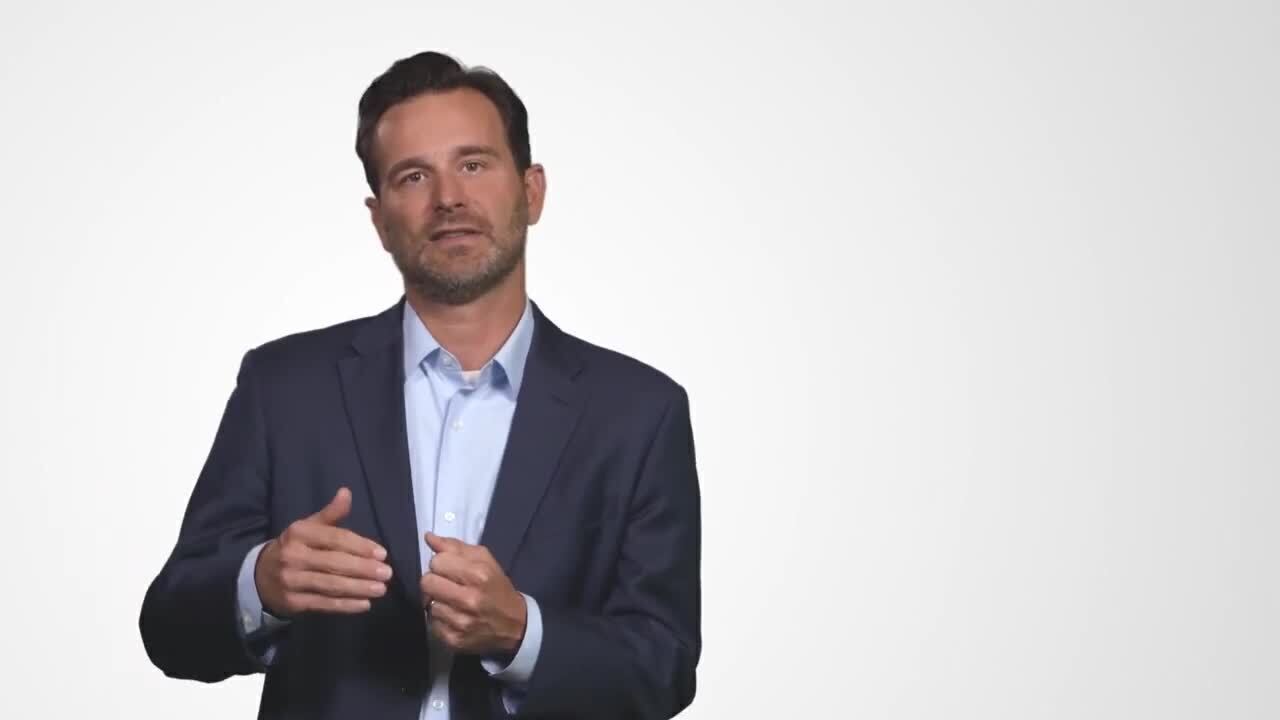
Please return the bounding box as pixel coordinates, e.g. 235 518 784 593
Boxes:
254 488 527 658
421 531 527 657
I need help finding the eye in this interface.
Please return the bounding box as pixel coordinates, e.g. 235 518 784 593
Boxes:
400 170 425 185
462 160 485 173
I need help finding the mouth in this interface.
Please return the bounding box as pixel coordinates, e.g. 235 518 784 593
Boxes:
429 227 484 243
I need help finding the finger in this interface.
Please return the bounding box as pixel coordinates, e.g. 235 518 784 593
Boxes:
313 487 352 525
421 572 471 609
429 613 463 650
282 569 388 599
297 523 386 560
427 551 479 586
305 549 392 582
427 602 475 652
427 599 469 632
424 531 466 556
308 490 388 561
289 593 372 614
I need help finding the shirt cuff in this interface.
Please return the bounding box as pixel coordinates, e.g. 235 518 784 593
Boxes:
237 541 291 637
480 592 542 685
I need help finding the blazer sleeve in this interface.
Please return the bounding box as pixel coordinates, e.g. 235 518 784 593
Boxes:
139 349 275 681
518 385 702 718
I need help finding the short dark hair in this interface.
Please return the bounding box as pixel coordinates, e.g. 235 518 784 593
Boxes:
355 51 532 195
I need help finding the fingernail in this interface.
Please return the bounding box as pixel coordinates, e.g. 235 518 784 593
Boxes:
377 565 392 580
374 546 387 560
370 583 385 595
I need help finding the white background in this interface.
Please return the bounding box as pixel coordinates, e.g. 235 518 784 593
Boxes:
2 1 1277 717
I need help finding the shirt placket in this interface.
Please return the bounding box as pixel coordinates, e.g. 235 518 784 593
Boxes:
423 365 474 719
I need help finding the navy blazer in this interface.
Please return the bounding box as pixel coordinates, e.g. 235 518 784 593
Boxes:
139 299 701 719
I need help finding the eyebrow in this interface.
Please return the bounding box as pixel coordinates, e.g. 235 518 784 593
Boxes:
383 145 504 182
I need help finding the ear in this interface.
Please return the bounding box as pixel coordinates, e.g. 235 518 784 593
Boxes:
365 195 390 251
523 164 547 225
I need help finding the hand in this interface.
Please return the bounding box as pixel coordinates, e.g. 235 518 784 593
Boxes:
421 532 527 656
255 487 392 616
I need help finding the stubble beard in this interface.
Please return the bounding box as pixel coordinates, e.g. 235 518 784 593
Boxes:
390 205 528 306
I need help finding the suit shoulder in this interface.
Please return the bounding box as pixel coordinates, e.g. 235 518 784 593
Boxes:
561 331 688 405
241 310 382 377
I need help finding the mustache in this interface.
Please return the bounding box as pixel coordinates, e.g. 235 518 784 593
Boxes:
425 211 491 236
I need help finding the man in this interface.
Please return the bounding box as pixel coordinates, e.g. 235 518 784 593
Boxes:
139 51 701 720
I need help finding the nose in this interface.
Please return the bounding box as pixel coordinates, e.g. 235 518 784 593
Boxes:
432 171 465 212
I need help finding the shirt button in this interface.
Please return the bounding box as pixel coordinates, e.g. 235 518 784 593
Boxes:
444 511 456 523
431 699 445 710
452 419 464 431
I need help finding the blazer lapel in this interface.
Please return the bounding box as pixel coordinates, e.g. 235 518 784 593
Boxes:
338 298 422 604
481 302 586 571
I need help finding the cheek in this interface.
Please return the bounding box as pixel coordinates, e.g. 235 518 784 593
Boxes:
382 206 431 239
469 177 521 221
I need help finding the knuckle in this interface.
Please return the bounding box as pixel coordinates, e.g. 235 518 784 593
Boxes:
318 554 339 575
279 543 303 567
314 574 334 593
297 570 317 591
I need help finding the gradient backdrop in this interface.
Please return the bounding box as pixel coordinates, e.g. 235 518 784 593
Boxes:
2 1 1277 718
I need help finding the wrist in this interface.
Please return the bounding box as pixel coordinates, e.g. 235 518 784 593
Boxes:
255 540 288 619
499 590 528 654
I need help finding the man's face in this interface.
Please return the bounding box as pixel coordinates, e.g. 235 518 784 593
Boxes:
366 88 545 305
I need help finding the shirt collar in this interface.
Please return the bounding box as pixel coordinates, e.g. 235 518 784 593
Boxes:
401 297 535 394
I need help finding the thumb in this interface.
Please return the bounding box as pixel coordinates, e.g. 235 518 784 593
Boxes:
314 487 352 525
424 531 461 554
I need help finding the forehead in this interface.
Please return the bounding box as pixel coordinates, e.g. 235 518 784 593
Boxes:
372 88 507 162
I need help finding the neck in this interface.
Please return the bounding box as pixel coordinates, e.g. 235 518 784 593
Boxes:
403 269 527 372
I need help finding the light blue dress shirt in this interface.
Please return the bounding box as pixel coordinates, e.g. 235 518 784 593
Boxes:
235 298 543 718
